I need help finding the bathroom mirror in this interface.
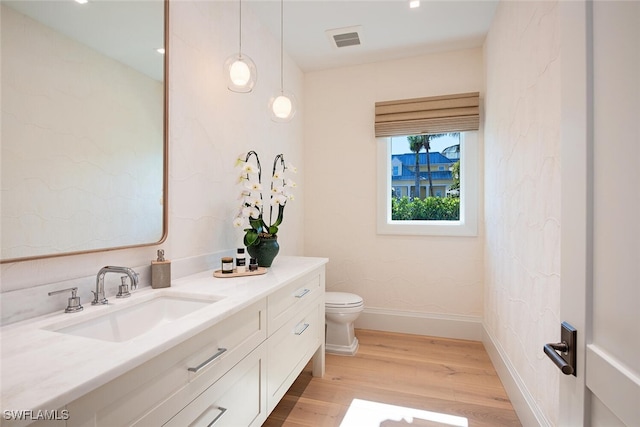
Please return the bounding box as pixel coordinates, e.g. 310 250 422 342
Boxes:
1 0 168 263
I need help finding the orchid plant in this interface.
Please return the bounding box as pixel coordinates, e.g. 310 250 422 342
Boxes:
234 151 297 247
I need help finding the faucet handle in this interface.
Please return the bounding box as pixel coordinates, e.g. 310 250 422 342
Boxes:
48 287 83 313
116 276 132 298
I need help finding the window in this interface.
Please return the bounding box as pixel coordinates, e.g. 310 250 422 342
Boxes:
377 132 478 236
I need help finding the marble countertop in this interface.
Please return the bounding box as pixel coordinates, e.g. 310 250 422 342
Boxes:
0 256 327 420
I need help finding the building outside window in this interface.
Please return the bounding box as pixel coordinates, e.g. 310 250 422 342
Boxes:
377 132 478 237
390 135 459 204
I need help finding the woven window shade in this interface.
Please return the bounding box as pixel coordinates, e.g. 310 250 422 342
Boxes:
375 92 480 137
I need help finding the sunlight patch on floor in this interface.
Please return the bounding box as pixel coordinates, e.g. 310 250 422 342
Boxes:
340 398 469 427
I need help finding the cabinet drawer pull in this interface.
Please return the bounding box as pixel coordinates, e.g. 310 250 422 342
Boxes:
189 405 227 427
187 348 227 373
294 288 310 298
205 407 227 427
207 407 227 427
294 323 310 335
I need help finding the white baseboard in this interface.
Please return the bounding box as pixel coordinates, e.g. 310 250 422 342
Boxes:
482 325 550 427
354 308 483 341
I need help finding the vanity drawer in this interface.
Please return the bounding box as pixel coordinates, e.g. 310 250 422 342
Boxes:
67 298 266 427
267 267 324 334
267 301 321 413
162 342 267 427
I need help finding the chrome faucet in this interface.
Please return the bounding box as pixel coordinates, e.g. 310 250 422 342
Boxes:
92 266 139 305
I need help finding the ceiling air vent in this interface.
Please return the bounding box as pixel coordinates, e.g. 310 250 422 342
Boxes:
326 26 363 49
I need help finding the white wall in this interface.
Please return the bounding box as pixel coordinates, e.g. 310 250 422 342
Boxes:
0 0 305 323
304 49 485 338
483 1 561 425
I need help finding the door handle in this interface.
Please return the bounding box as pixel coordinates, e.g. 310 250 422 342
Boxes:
543 321 577 376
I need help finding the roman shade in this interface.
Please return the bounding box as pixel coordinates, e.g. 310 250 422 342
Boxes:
375 92 480 138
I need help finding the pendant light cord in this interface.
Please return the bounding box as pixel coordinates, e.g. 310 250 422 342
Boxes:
280 0 284 93
239 0 243 56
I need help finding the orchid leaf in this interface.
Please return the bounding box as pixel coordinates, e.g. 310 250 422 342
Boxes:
249 218 263 233
244 230 259 246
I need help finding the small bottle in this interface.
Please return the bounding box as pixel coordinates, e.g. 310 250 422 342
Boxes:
236 248 247 272
249 257 258 272
151 249 171 288
221 257 234 274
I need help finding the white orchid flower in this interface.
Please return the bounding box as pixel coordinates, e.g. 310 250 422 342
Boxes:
233 217 244 228
245 182 262 192
271 186 284 195
241 206 253 218
249 196 263 207
272 171 283 180
282 187 293 197
285 178 297 188
242 162 259 174
271 194 287 206
287 162 298 173
235 153 247 167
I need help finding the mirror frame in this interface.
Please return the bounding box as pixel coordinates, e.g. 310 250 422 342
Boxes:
1 0 169 264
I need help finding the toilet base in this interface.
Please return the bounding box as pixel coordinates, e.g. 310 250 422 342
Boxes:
326 337 359 356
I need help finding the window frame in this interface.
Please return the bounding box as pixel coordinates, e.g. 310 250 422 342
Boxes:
376 131 479 237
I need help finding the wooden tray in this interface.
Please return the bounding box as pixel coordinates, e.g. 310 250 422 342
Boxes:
213 267 268 278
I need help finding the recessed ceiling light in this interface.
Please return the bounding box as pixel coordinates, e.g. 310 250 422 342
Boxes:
156 48 165 55
409 0 420 8
75 0 89 4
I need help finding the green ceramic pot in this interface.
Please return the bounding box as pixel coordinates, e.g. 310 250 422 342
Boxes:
247 235 280 267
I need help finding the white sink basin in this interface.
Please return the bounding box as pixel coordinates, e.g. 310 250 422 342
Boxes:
49 294 222 342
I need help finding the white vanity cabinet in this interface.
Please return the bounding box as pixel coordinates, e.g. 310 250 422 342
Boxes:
266 267 325 413
60 263 326 427
66 298 267 427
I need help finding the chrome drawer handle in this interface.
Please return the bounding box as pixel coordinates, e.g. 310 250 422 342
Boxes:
187 348 227 373
189 406 227 427
295 323 310 335
294 288 310 298
206 407 227 427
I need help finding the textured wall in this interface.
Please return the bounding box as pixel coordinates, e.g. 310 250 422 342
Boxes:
483 1 561 424
0 1 304 319
304 49 484 319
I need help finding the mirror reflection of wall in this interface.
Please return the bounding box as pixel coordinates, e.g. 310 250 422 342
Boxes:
1 1 166 261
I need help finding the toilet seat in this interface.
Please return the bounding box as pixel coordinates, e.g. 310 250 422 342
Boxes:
325 292 363 309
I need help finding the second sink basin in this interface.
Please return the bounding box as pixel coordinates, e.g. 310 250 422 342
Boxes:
50 294 222 342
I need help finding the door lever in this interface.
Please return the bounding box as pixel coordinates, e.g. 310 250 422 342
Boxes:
543 321 577 376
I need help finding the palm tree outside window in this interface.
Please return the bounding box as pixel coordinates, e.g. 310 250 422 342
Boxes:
407 133 459 198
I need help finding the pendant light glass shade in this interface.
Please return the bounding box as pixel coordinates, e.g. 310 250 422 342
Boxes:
226 0 256 93
269 90 297 122
269 0 296 122
224 54 257 92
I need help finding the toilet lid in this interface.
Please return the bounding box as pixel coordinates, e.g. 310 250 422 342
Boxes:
325 292 363 308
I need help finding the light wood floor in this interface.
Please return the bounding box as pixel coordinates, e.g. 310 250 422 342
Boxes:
264 329 521 427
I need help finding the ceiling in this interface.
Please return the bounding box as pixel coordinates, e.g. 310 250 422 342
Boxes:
246 0 499 72
5 0 498 78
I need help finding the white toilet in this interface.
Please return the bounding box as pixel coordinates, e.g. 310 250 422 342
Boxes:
325 292 364 356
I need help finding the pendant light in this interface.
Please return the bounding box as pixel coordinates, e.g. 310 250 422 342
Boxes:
269 0 296 122
224 0 257 93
